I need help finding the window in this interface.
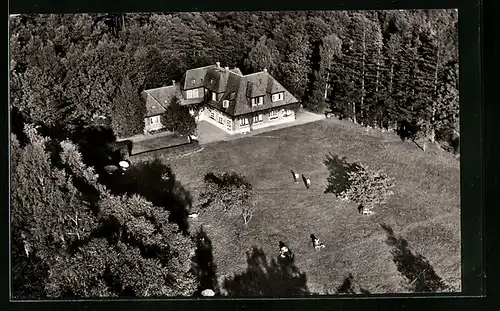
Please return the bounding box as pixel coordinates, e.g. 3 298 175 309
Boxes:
272 92 284 102
251 98 256 106
283 109 293 117
218 116 223 124
257 96 263 105
150 116 160 124
253 114 263 123
210 110 215 120
239 117 249 127
187 89 200 99
212 92 217 101
222 100 229 108
269 110 279 120
226 119 232 131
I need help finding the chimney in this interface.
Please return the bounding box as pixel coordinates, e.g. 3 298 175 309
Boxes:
263 68 267 73
172 80 176 86
216 61 220 68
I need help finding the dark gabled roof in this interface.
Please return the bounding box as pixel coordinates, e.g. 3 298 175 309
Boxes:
146 65 298 119
142 84 182 117
229 68 243 75
183 65 216 90
204 68 231 93
245 81 266 98
207 71 299 117
267 77 286 94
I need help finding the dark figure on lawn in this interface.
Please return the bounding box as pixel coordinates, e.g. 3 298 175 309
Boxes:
279 241 293 259
302 175 311 189
290 170 299 183
310 234 325 250
358 204 364 213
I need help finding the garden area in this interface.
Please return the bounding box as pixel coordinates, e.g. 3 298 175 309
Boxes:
165 117 461 295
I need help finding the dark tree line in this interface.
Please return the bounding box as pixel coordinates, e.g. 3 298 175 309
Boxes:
11 125 199 298
10 11 458 147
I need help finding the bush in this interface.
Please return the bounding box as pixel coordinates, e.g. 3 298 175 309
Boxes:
337 163 395 210
199 172 255 226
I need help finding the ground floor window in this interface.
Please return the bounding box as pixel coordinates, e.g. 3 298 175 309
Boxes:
253 114 263 123
239 117 249 127
226 119 232 131
150 116 160 124
210 110 215 120
218 116 223 124
269 110 279 120
283 109 293 117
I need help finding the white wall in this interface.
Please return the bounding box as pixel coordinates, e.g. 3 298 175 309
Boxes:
233 109 295 134
204 107 233 133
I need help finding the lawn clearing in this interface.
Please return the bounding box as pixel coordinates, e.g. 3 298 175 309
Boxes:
166 117 461 295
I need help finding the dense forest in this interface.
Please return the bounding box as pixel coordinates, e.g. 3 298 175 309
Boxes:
9 10 459 298
10 11 459 144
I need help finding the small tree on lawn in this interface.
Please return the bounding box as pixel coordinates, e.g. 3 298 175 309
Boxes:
162 96 197 136
337 163 395 212
199 172 255 226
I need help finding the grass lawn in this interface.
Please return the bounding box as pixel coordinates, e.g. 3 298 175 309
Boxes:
130 133 189 155
164 117 461 295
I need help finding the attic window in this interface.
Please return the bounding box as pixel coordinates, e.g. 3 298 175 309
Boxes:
222 100 229 108
191 79 196 83
210 78 215 84
230 92 236 100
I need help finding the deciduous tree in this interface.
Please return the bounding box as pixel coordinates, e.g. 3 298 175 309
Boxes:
199 172 255 226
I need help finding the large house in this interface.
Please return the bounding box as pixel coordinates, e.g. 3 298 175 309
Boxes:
141 62 300 135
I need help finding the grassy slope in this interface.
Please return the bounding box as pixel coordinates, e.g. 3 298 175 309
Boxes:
167 117 461 294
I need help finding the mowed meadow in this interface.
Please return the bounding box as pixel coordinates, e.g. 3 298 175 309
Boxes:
167 117 461 295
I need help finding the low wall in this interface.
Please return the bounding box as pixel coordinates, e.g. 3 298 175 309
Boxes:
129 141 202 163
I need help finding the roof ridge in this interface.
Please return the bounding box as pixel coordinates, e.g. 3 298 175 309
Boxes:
186 65 216 72
144 85 174 92
146 92 164 109
242 71 267 77
227 68 243 77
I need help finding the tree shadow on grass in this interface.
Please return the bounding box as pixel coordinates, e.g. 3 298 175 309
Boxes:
323 153 363 196
191 226 218 295
380 223 449 292
222 247 310 297
102 159 192 235
336 273 371 295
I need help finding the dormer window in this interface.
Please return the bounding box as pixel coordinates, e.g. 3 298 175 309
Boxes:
210 78 215 84
211 92 217 101
222 100 229 108
186 88 199 99
251 96 264 107
272 92 284 102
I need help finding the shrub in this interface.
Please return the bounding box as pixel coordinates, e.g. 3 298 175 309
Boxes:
337 163 395 210
199 172 255 226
